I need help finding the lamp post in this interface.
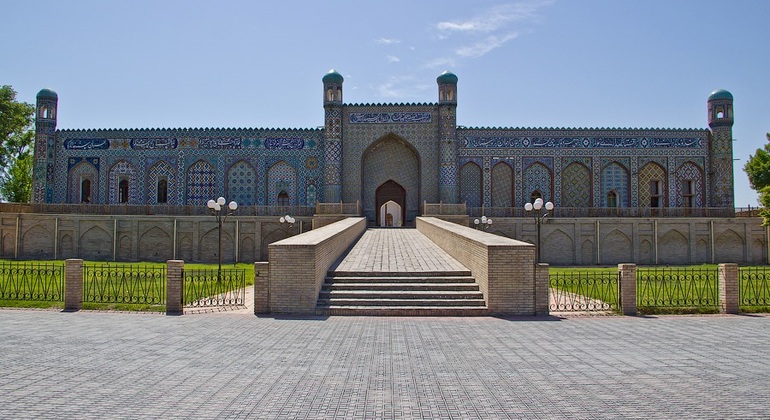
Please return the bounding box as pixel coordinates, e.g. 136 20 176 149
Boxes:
207 196 238 279
279 214 296 236
473 215 493 231
524 197 553 264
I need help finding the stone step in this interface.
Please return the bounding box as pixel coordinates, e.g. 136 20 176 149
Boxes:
322 282 481 291
319 290 484 300
316 298 487 307
325 276 476 284
315 306 490 316
328 270 473 278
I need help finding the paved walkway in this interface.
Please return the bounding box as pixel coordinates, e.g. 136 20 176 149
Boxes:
331 228 469 273
1 309 769 419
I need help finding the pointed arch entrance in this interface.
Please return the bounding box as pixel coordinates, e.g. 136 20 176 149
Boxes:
376 181 405 227
362 133 420 225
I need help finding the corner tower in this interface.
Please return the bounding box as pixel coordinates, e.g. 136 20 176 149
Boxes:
437 71 459 203
33 89 58 203
322 70 343 202
707 89 734 208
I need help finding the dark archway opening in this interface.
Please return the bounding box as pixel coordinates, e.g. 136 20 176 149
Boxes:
376 180 406 227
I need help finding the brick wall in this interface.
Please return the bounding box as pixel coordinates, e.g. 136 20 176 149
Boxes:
268 217 366 314
416 217 545 316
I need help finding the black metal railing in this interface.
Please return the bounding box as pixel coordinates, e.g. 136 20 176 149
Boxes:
183 268 246 308
0 261 64 301
83 264 166 304
548 270 619 312
739 267 770 308
637 267 718 310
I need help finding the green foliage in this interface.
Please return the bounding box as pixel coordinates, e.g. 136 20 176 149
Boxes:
744 133 770 224
0 151 32 202
744 133 770 190
0 86 35 202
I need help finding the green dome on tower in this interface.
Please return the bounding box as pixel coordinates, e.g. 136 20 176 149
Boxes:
708 89 732 101
36 88 58 100
323 69 344 84
437 71 458 84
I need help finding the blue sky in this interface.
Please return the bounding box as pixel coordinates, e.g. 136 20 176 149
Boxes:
2 0 768 207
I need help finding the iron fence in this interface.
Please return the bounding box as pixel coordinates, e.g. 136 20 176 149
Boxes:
637 266 718 310
548 270 619 312
183 268 246 308
0 261 64 301
739 267 770 308
83 264 166 304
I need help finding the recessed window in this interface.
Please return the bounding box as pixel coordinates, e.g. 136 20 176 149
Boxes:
649 180 662 207
607 191 618 208
81 179 91 203
277 190 289 206
530 190 542 203
682 180 694 207
119 179 129 203
157 179 168 204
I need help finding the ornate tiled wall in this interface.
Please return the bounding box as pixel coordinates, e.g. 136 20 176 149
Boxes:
39 77 729 215
52 128 324 206
458 128 711 209
340 105 441 216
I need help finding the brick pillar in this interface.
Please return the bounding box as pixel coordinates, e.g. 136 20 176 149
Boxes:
254 262 270 314
618 263 637 316
719 263 739 314
535 263 550 315
166 260 184 315
64 259 83 311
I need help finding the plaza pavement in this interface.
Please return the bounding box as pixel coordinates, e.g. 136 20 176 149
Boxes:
1 308 769 419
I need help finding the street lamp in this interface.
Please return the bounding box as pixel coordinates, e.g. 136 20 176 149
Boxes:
207 196 238 279
473 215 493 231
279 214 296 235
524 197 554 264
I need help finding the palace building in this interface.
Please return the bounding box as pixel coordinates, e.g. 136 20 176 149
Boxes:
32 70 735 227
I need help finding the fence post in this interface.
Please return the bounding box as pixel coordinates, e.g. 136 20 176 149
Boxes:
166 260 184 315
64 259 83 311
254 262 270 314
535 263 550 315
718 263 739 314
618 263 637 316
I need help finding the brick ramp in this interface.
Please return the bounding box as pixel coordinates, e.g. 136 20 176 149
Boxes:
316 228 488 316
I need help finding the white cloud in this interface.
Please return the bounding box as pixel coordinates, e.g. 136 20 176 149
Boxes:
386 55 401 63
456 32 519 58
376 37 401 45
436 1 552 35
424 56 457 69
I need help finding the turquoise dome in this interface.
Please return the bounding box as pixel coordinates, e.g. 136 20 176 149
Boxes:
323 69 344 84
708 89 732 101
437 71 458 84
36 88 58 100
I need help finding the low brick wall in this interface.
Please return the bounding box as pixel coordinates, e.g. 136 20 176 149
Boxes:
268 217 366 314
416 217 546 316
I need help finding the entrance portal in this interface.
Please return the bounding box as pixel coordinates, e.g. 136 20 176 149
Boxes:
376 180 405 227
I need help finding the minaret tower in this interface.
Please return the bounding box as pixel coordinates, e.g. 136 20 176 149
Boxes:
322 70 344 202
707 89 734 208
437 71 459 203
33 89 58 203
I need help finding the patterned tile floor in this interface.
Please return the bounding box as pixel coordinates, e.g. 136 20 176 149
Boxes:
1 309 769 419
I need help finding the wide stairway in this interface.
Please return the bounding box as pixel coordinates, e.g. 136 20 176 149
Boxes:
316 228 487 316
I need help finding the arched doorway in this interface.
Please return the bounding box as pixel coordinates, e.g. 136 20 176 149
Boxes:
376 180 405 227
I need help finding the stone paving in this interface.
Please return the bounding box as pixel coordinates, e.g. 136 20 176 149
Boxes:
331 228 469 273
1 309 769 419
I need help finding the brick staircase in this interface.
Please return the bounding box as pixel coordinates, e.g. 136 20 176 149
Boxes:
316 269 488 316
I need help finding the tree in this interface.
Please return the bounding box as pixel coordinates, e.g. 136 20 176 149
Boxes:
744 133 770 224
0 85 35 202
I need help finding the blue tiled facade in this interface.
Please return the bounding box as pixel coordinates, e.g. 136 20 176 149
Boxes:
32 73 735 223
